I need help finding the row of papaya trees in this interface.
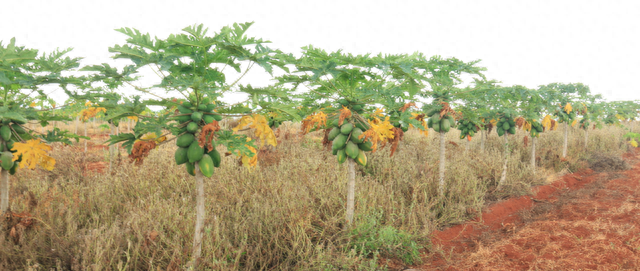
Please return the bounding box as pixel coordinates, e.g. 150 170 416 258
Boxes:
1 22 639 268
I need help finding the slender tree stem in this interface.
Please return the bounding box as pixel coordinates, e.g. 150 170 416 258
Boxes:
0 169 9 214
584 129 589 149
499 134 509 187
480 129 485 152
438 131 446 196
345 158 356 226
191 163 206 268
531 136 537 174
562 122 568 158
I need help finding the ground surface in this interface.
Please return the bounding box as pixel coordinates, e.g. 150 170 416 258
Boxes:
397 150 640 270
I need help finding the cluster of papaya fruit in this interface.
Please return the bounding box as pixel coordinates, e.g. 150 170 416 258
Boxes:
578 117 590 130
529 121 543 137
0 120 26 175
458 119 479 140
172 100 222 178
328 119 370 166
555 109 576 123
496 115 517 136
426 109 455 133
337 99 365 114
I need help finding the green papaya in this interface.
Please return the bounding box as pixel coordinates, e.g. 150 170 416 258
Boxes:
469 130 475 137
210 149 221 167
213 114 223 121
187 141 204 163
508 126 516 135
328 127 340 141
446 115 455 127
337 149 347 164
358 141 373 152
441 119 450 133
175 114 191 123
10 124 25 135
175 147 189 165
197 104 208 112
355 122 367 131
203 115 215 124
502 122 510 131
508 119 515 127
352 104 363 112
177 105 193 114
355 150 367 166
337 99 349 106
426 108 437 117
350 128 364 144
497 128 505 137
206 104 217 112
345 142 360 159
332 134 348 151
332 148 339 155
6 140 13 152
198 154 215 177
1 151 13 170
433 122 441 133
9 161 18 175
187 122 199 133
427 117 434 128
186 162 195 176
340 123 353 135
0 126 11 141
332 119 340 127
191 112 203 123
176 133 195 148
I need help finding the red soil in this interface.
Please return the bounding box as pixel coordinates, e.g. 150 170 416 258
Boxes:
406 149 640 270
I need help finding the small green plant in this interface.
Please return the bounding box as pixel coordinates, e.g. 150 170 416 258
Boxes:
623 132 640 147
348 211 422 265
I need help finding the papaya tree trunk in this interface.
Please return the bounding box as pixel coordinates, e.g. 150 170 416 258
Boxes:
531 136 537 174
438 131 446 196
499 135 509 187
584 128 589 149
0 169 8 214
74 117 78 134
84 121 88 152
480 129 485 152
191 163 206 267
345 158 356 226
109 123 116 173
562 122 568 158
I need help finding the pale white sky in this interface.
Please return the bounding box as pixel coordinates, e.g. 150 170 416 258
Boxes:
2 0 639 104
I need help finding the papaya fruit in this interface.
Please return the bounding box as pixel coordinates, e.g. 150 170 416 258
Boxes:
1 151 13 170
358 141 373 152
198 154 215 178
210 149 221 167
427 117 434 128
441 119 450 132
197 104 208 111
350 128 364 144
191 112 203 123
175 147 189 165
176 133 195 148
446 115 455 127
174 114 191 123
508 127 516 135
203 115 216 124
337 99 349 106
177 105 193 114
213 114 223 121
332 134 348 150
502 122 510 131
186 162 195 176
187 122 199 133
0 126 11 141
345 141 359 159
340 123 353 135
355 150 367 166
352 104 363 112
206 104 217 112
337 149 347 164
508 119 515 127
187 141 204 163
9 161 18 175
433 122 441 133
497 128 505 137
426 108 437 117
328 127 340 141
6 140 13 151
332 119 340 127
332 148 339 155
355 122 367 131
10 124 25 135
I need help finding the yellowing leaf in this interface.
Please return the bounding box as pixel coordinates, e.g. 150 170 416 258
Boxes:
371 108 385 119
541 115 553 131
564 103 573 114
616 114 624 120
11 139 55 171
523 121 532 132
409 113 428 137
80 107 107 121
29 102 36 107
238 137 258 168
127 116 139 122
301 112 327 134
631 139 638 148
571 119 578 127
233 114 277 148
361 116 395 152
139 133 166 144
490 119 497 126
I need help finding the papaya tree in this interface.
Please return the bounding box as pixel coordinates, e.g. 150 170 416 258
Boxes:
0 38 86 214
513 86 545 174
540 83 591 158
416 55 486 196
74 23 293 267
575 93 604 149
278 47 423 226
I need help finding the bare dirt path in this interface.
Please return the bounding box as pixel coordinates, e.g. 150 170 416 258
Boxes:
408 150 640 270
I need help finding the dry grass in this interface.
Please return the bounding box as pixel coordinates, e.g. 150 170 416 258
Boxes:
0 122 633 270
